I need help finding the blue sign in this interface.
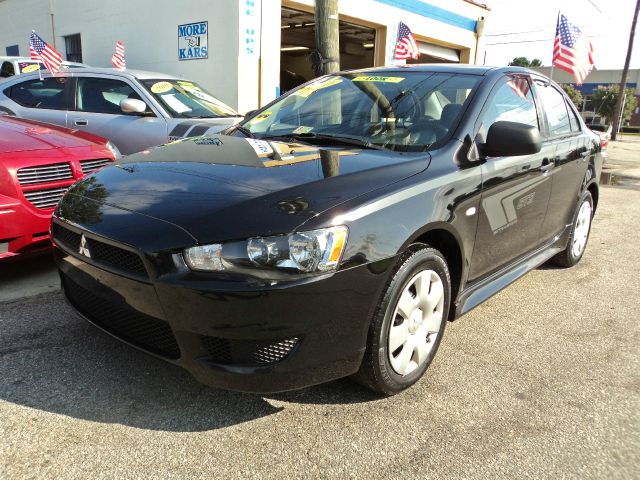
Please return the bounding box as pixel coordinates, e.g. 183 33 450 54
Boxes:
178 21 208 61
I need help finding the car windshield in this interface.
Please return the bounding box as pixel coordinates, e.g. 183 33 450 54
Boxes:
241 71 479 151
141 79 239 118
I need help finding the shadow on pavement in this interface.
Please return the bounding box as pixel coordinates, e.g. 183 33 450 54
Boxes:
0 292 381 432
0 293 284 432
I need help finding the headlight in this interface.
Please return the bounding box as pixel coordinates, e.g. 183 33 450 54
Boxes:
183 226 348 274
105 141 122 160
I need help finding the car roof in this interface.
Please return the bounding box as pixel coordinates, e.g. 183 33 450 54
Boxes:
57 67 184 80
336 63 543 78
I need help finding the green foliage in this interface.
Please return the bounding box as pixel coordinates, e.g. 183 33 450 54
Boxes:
590 85 638 123
509 57 543 67
561 84 584 109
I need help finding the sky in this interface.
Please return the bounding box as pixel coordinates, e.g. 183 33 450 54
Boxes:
483 0 640 69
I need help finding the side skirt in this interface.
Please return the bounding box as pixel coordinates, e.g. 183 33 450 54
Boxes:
453 226 570 318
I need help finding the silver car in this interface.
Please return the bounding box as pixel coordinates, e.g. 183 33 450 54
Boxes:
0 68 242 154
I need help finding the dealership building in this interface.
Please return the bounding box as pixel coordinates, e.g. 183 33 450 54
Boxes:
0 0 489 113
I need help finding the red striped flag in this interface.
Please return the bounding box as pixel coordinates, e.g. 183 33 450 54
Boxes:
29 31 63 74
508 77 531 100
553 13 594 85
111 41 126 71
395 22 420 60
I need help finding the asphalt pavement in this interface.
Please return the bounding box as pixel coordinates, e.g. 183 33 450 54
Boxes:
0 184 638 479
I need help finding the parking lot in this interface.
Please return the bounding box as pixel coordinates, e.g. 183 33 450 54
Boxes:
0 183 638 479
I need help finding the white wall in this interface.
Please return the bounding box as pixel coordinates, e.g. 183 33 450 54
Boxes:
0 0 489 113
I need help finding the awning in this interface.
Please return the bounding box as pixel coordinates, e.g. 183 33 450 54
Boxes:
418 42 460 63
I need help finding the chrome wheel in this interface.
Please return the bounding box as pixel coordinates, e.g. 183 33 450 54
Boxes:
388 270 445 376
572 200 592 258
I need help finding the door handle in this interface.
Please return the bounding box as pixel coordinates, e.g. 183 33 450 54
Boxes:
73 119 88 126
540 158 554 174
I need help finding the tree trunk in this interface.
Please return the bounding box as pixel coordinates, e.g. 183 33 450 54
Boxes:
314 0 340 75
611 0 640 140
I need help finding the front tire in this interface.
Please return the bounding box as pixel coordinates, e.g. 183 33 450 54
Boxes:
551 191 594 268
354 246 451 395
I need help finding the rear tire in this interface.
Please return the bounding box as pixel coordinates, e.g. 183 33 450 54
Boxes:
551 191 594 268
354 245 450 396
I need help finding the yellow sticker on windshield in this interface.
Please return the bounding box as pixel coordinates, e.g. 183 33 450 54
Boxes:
21 64 41 73
248 111 272 124
177 81 194 87
151 81 174 94
352 75 404 83
294 77 343 98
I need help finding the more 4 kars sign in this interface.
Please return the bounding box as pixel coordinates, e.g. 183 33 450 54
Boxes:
178 21 208 60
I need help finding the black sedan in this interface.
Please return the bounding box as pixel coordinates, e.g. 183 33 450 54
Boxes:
52 65 603 395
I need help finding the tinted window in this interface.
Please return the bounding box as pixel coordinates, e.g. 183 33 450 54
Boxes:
77 77 145 114
478 76 538 141
6 77 68 109
536 83 571 136
0 62 14 78
567 104 582 133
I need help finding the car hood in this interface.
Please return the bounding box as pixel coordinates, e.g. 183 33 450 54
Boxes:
167 118 243 140
62 134 429 245
0 116 106 153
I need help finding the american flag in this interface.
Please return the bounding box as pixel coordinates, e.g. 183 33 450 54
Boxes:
553 13 594 85
508 77 530 100
395 22 419 60
29 31 63 74
111 41 126 71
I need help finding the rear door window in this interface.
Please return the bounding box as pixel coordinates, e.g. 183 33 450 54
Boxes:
535 82 572 136
4 77 69 110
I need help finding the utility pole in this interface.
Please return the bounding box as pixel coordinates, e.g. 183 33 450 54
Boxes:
314 0 340 75
611 0 640 140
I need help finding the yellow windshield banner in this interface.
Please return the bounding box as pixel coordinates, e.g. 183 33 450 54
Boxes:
352 75 405 83
21 64 41 73
294 77 343 98
150 81 174 94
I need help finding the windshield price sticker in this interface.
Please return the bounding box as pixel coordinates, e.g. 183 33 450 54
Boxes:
248 111 273 124
21 64 41 73
294 77 343 98
352 75 405 83
292 126 313 134
151 81 174 94
246 138 274 156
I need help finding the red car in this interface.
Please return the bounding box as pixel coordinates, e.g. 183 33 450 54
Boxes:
0 116 117 260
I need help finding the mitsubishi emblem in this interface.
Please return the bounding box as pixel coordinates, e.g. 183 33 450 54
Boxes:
79 234 91 258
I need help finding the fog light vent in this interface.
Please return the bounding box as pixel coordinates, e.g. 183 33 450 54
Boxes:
200 336 299 365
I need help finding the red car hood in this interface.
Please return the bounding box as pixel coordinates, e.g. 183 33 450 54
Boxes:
0 116 107 153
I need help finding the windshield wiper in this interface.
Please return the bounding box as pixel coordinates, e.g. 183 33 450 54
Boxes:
263 133 388 151
232 125 256 138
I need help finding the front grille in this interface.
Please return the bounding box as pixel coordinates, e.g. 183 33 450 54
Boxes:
86 238 148 277
52 222 148 279
17 162 73 185
201 336 299 366
52 223 82 251
63 274 180 359
23 186 68 209
80 158 111 175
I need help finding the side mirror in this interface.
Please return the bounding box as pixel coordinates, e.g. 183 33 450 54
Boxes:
120 98 148 114
484 121 542 157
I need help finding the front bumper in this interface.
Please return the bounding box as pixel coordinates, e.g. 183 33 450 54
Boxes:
0 195 53 260
54 239 395 393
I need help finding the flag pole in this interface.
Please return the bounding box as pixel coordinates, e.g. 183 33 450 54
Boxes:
549 11 560 83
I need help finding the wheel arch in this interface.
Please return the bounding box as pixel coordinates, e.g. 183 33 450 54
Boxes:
401 223 464 321
586 180 599 212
